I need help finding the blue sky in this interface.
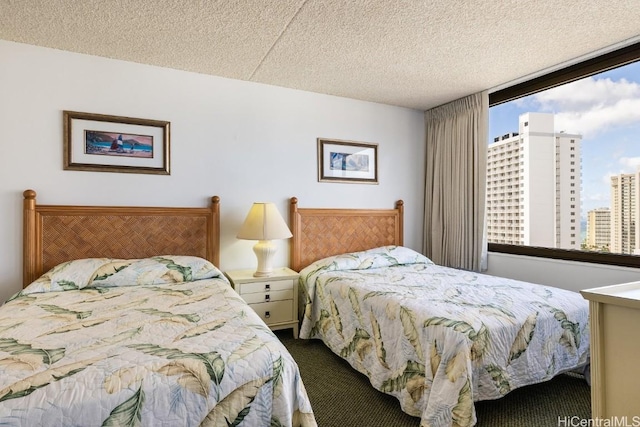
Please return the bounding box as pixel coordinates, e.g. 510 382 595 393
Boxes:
489 61 640 220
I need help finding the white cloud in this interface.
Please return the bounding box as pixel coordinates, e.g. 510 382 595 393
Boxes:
512 95 534 109
602 159 640 185
531 76 640 137
535 77 640 109
619 156 640 171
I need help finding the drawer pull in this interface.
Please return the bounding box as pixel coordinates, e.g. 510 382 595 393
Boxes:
265 311 270 319
265 284 271 291
265 294 270 302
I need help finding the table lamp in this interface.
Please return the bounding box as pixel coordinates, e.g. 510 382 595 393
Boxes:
237 202 293 277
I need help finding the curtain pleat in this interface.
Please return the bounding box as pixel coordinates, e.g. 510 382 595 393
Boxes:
423 91 488 271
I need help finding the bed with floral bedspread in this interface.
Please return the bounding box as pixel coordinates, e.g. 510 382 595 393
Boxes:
298 246 589 427
0 256 316 427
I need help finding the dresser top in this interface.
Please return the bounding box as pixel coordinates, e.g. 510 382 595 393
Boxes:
581 280 640 310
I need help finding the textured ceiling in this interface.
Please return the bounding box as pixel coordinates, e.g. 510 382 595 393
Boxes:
1 0 639 110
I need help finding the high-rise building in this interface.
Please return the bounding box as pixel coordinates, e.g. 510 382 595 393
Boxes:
586 208 611 251
487 112 582 249
610 172 639 254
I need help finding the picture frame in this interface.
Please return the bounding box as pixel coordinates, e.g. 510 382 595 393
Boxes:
63 111 171 175
317 138 378 184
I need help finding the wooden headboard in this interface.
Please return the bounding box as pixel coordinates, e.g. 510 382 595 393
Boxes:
289 197 404 272
23 190 220 287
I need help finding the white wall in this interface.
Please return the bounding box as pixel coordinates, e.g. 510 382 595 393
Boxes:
0 40 426 302
486 252 640 292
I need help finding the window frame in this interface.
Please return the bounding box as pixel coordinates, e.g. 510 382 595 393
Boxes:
488 41 640 269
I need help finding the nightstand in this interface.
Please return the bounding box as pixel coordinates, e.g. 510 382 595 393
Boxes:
225 267 299 338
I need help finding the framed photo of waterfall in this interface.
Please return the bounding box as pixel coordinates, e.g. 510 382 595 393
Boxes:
63 110 171 175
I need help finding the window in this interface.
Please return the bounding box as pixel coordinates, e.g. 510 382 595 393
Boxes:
488 41 640 268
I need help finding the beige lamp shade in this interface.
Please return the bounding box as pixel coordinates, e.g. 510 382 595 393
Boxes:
237 202 292 277
237 202 292 241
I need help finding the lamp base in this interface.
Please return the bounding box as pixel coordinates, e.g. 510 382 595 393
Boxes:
252 240 277 277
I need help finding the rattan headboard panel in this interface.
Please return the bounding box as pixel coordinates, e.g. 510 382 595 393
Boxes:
23 190 220 287
289 197 404 272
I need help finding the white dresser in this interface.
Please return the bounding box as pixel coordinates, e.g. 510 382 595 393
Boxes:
581 281 640 417
225 267 299 338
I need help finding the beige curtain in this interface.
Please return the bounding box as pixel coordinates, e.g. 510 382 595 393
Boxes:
423 91 488 271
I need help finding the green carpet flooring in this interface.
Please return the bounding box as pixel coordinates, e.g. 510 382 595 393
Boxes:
277 330 591 427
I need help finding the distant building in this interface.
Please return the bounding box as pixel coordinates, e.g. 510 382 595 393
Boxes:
610 172 639 254
487 112 582 249
586 208 610 251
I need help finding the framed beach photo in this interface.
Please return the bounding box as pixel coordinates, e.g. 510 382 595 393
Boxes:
63 111 170 175
317 138 378 184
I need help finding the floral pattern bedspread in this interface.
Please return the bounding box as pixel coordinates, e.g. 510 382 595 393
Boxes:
0 256 316 427
298 246 589 427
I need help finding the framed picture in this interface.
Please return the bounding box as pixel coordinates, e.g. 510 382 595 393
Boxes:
317 138 378 184
63 111 170 175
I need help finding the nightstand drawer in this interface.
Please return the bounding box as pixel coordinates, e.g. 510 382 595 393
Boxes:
250 300 294 324
240 279 294 295
224 267 300 338
241 289 293 304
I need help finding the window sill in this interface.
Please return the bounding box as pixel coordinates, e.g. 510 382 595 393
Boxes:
488 243 640 269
